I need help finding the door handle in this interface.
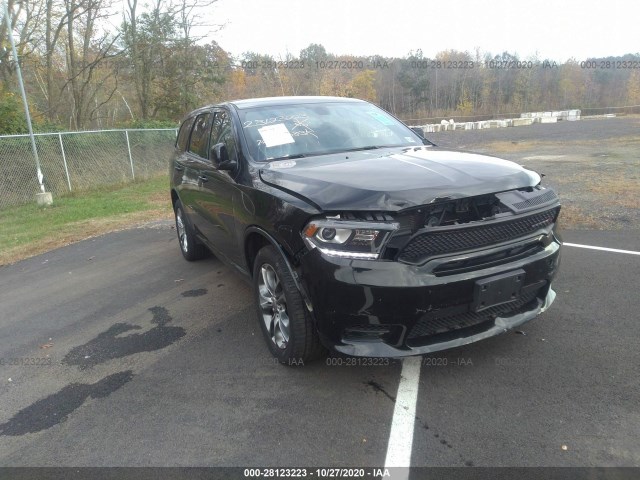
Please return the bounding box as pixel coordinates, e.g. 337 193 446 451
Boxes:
198 175 209 183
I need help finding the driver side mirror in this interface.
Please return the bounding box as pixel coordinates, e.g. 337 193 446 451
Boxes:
210 142 237 171
410 127 434 146
411 127 425 139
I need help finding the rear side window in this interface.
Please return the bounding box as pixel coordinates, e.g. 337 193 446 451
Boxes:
188 113 212 158
176 116 196 151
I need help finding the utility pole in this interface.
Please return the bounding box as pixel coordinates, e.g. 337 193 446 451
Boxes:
3 0 52 205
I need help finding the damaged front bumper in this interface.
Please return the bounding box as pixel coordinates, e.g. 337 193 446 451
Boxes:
299 233 561 358
332 287 556 357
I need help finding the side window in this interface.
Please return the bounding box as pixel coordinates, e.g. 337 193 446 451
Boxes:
210 110 238 162
176 116 195 151
210 110 225 145
188 113 212 158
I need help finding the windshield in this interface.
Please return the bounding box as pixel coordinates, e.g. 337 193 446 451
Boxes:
237 102 423 161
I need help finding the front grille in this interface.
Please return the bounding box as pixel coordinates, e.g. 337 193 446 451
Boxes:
512 190 557 210
407 290 540 340
397 207 559 264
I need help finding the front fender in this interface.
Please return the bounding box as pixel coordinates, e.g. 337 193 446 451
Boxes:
244 226 314 312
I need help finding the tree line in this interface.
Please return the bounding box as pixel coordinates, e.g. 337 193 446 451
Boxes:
1 0 639 133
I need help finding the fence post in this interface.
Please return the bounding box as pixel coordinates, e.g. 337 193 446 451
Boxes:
125 130 135 180
58 133 72 191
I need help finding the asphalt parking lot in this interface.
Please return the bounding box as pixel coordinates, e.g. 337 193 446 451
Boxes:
0 221 638 469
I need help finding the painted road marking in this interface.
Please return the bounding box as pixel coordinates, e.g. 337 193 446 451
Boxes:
384 357 422 478
564 243 640 256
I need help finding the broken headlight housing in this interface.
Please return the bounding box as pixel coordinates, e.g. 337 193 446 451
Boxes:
302 217 398 260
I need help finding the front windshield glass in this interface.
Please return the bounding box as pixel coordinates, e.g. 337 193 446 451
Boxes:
237 102 422 161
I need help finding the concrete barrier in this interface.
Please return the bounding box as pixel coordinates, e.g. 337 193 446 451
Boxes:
36 192 53 206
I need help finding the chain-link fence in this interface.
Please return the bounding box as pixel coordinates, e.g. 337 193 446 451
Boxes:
0 128 177 209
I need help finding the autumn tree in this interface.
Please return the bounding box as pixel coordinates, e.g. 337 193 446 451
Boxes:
627 70 640 105
348 69 376 102
299 43 328 95
396 50 430 116
121 0 224 120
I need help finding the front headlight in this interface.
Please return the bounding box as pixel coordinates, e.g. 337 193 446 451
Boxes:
302 217 398 260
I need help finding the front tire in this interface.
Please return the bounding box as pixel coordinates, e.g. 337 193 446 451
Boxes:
253 246 325 364
174 199 208 261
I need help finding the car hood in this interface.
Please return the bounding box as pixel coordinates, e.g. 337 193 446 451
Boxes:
258 147 540 211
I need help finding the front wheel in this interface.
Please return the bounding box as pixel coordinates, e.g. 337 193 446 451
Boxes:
174 200 209 261
253 246 325 364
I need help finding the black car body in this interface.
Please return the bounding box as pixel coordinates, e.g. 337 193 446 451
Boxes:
170 96 561 361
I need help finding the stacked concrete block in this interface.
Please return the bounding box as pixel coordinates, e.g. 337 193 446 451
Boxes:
408 108 580 134
512 118 534 126
567 109 581 121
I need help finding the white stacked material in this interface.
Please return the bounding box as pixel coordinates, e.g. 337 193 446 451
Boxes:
567 109 581 121
512 118 533 126
409 108 580 133
521 110 581 121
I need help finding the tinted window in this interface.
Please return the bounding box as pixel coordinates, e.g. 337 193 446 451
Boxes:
210 110 225 145
188 113 212 158
176 116 196 151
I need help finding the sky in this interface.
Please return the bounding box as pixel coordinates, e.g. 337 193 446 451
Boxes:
201 0 638 62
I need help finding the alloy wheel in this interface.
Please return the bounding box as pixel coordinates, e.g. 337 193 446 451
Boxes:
176 209 188 253
257 264 290 349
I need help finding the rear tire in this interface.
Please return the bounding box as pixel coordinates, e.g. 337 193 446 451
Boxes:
174 199 209 261
253 245 325 364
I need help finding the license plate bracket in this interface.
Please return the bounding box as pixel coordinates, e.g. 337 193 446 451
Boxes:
472 269 526 312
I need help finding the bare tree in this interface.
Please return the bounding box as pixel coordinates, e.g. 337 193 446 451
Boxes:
1 0 46 84
63 0 120 128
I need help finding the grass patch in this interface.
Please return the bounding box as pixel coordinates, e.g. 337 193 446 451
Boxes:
558 205 601 229
480 140 541 153
553 170 640 210
0 176 173 266
482 136 640 154
585 174 640 210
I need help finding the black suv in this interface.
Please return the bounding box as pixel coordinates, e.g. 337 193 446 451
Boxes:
170 96 561 362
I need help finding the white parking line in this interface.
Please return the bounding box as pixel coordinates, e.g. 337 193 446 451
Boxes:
384 357 422 478
563 243 640 256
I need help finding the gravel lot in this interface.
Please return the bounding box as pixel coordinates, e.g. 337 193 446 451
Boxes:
427 116 640 230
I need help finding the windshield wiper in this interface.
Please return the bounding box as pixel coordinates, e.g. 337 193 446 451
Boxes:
342 146 382 152
268 153 306 161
